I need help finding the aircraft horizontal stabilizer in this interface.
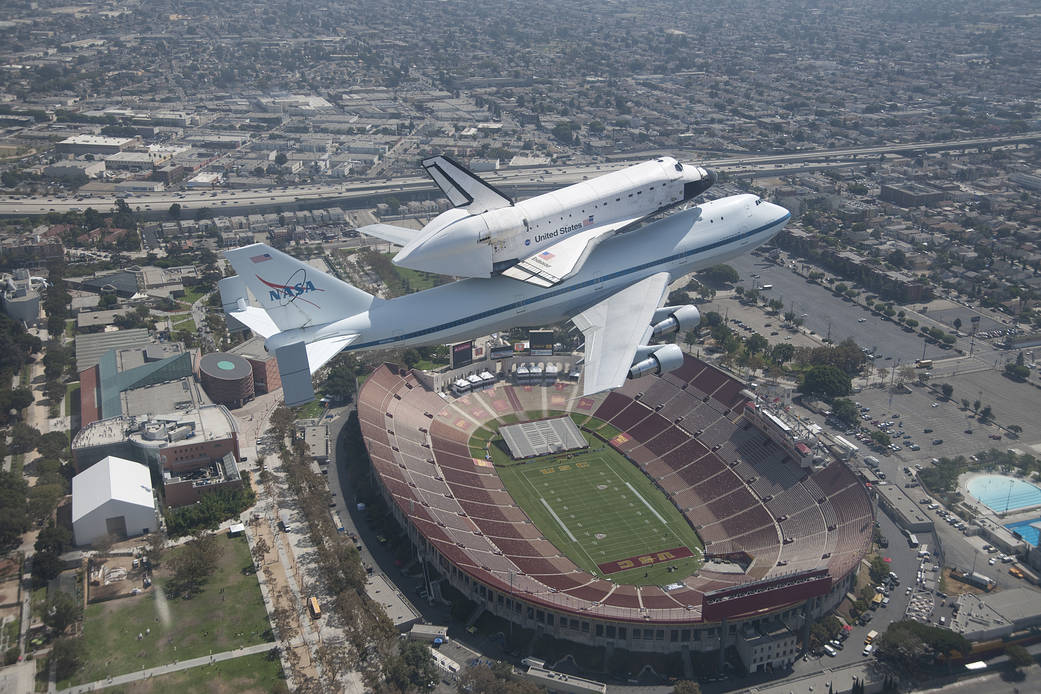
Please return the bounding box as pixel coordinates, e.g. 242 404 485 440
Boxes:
572 272 668 396
218 276 280 337
502 217 642 287
422 155 513 213
356 223 421 248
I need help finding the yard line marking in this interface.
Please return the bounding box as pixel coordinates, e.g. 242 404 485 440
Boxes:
625 482 667 524
540 497 578 542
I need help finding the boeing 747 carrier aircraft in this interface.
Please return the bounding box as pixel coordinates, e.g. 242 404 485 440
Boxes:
219 194 789 406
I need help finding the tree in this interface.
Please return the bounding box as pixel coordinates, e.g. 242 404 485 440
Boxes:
941 383 954 400
800 365 851 398
978 405 993 423
383 639 439 692
870 430 891 448
830 398 860 426
51 637 84 680
868 555 890 584
144 531 165 568
43 591 82 634
274 152 288 166
168 532 222 598
270 405 296 440
1005 643 1033 669
168 203 181 220
973 399 981 413
771 342 795 365
953 318 963 331
672 681 702 694
0 470 29 548
9 423 41 454
35 522 72 555
700 264 739 286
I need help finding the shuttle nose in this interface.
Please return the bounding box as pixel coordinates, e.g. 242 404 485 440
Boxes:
682 166 717 200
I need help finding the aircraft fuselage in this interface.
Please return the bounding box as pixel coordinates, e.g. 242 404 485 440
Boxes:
270 194 789 354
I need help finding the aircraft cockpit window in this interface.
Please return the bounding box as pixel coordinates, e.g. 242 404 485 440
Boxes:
674 163 682 172
755 198 762 205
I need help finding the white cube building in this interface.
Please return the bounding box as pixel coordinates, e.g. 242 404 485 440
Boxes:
72 456 156 546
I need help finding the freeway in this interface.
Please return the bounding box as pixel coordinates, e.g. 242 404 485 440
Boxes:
3 132 1040 219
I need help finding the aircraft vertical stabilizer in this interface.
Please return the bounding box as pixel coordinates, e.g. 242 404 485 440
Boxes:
224 243 378 331
422 155 513 213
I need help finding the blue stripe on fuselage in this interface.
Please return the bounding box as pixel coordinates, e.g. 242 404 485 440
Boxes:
348 212 790 350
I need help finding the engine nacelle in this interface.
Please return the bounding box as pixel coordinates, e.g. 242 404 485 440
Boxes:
651 305 701 338
628 343 684 380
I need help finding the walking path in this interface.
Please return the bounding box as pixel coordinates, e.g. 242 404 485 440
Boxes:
55 642 278 694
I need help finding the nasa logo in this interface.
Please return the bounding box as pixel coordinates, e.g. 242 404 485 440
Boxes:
257 274 324 307
266 279 317 302
525 238 531 246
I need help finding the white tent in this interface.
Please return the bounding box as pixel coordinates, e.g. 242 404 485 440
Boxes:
72 456 156 546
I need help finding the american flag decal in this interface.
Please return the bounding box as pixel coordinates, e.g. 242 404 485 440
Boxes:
250 253 272 263
539 250 555 260
583 215 595 227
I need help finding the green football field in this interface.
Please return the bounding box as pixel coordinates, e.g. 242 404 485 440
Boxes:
489 419 704 586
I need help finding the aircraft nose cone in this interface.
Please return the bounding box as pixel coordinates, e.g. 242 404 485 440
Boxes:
704 168 718 188
393 226 492 278
683 167 717 199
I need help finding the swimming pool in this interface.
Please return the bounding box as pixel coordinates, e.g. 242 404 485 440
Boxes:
1005 518 1041 547
966 475 1041 513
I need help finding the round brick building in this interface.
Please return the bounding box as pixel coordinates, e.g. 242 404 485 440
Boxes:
199 352 254 408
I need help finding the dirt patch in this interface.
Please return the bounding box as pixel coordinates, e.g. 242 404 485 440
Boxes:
88 555 152 603
942 567 988 596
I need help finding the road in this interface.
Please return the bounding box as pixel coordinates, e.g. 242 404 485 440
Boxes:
3 133 1040 218
55 642 278 694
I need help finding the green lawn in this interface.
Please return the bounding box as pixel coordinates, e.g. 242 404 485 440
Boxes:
170 313 195 330
65 535 271 687
488 417 704 586
413 359 448 371
64 382 80 417
101 651 288 694
294 399 325 420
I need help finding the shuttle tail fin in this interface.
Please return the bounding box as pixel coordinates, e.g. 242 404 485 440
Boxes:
422 155 513 213
224 243 377 331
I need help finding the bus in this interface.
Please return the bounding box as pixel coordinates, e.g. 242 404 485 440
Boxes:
907 533 920 548
864 630 878 645
308 596 321 619
915 359 933 369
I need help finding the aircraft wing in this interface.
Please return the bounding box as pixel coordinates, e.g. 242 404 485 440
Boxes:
356 223 421 247
422 155 513 213
502 216 643 287
572 272 669 396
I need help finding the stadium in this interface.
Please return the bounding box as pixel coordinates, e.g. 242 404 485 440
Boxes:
357 354 872 668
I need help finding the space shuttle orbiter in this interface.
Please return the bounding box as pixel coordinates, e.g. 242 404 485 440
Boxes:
358 155 715 287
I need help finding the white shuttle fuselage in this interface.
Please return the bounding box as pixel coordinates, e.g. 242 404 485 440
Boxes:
363 156 716 287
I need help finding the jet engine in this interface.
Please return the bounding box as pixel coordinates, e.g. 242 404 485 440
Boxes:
628 344 684 380
650 305 701 338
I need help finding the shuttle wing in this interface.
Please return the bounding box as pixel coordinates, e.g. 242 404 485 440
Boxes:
355 223 421 248
572 272 669 396
422 155 513 213
502 217 644 287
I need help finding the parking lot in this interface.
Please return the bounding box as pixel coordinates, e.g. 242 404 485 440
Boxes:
729 255 951 363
